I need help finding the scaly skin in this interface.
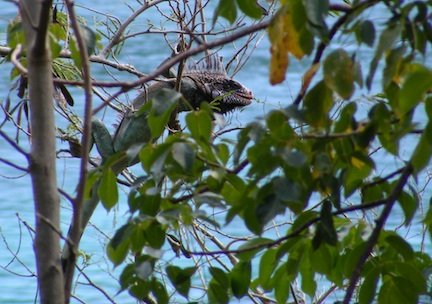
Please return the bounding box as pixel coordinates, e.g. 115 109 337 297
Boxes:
61 56 253 271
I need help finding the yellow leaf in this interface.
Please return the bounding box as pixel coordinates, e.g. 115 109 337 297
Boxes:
283 12 303 60
268 5 305 85
301 63 320 94
268 9 289 84
350 156 365 169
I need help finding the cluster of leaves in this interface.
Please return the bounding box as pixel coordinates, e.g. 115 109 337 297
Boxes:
95 0 432 303
6 8 99 110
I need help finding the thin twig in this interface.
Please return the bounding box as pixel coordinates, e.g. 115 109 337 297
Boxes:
62 0 94 300
10 44 28 75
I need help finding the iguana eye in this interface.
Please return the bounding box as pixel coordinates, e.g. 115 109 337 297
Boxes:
211 90 222 100
204 83 219 100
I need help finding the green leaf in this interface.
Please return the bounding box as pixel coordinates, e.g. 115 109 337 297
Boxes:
69 38 82 70
255 194 285 230
230 261 251 298
233 125 252 165
378 276 419 304
107 237 129 266
385 235 414 261
171 142 195 172
98 167 118 211
344 152 374 197
143 221 166 249
302 0 328 27
302 0 329 40
392 262 427 294
111 224 135 249
323 49 355 99
313 200 337 249
343 242 367 277
119 264 136 290
426 96 432 119
209 267 230 290
186 109 212 142
361 182 384 203
129 224 146 253
424 203 432 240
216 143 230 165
236 0 263 19
266 110 295 141
274 265 290 304
7 21 25 49
236 237 273 261
214 0 237 24
397 190 418 226
359 267 380 304
84 169 101 201
399 69 432 115
309 244 332 275
273 176 302 203
129 280 150 299
300 253 316 297
208 281 229 304
366 24 401 90
382 46 406 89
243 200 261 235
334 102 357 133
356 20 376 47
148 88 181 140
410 124 432 172
80 25 96 55
303 80 333 128
166 266 196 298
150 278 169 304
48 33 62 59
286 250 302 277
259 248 278 290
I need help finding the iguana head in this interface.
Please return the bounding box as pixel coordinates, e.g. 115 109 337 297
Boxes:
181 55 253 114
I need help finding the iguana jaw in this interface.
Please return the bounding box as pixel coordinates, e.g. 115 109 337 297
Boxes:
215 85 253 114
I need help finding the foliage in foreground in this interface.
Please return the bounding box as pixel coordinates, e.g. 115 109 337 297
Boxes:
103 1 432 303
2 0 432 303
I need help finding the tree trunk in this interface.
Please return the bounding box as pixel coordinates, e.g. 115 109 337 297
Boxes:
21 0 65 302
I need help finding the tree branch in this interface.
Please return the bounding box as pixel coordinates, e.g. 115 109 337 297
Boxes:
20 0 65 302
62 0 94 301
342 163 413 303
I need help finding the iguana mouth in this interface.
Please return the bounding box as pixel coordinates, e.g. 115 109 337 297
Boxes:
236 89 254 104
216 88 253 113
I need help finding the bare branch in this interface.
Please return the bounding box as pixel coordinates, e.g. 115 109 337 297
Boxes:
99 0 167 58
62 0 94 300
10 44 28 75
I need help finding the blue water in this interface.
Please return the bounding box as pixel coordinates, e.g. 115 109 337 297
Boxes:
1 1 431 303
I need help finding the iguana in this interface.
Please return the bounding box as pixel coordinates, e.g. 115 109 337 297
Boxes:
61 54 253 271
91 55 253 170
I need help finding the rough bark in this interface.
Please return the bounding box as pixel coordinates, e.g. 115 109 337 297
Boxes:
21 0 64 302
